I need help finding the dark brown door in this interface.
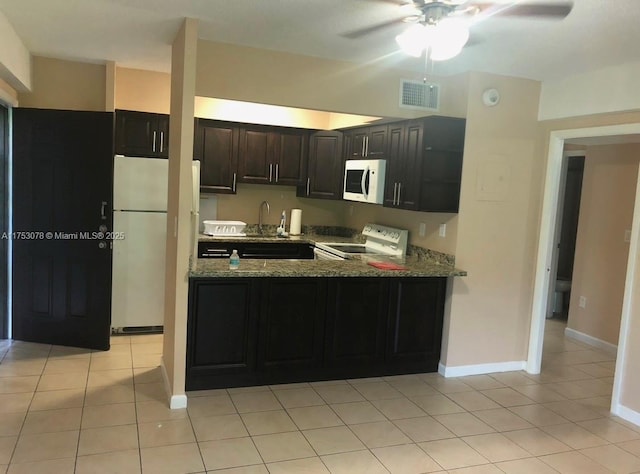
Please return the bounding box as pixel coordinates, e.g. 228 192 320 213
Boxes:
301 131 344 200
12 108 113 350
195 119 239 194
275 131 307 186
238 126 273 184
367 125 388 158
0 105 8 339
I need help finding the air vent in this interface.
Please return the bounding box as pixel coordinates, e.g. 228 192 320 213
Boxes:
399 79 440 111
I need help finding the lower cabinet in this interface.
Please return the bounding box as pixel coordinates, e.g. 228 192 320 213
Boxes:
186 277 446 390
324 279 388 369
187 279 259 386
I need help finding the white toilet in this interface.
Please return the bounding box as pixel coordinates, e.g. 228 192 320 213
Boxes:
554 279 572 315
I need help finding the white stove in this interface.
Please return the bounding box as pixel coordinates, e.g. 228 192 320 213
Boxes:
314 224 408 260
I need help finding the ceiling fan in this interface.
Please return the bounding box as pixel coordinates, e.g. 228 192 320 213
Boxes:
344 0 573 60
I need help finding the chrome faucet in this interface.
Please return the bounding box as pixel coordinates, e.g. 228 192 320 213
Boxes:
258 200 270 234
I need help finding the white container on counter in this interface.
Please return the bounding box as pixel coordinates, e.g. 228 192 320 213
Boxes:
203 220 247 236
290 209 302 235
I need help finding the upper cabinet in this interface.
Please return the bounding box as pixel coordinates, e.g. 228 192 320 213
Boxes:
194 119 239 194
237 125 308 186
298 131 344 200
115 110 169 158
384 116 466 213
343 124 388 160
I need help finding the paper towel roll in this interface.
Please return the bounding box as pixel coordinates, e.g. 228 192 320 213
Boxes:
290 209 302 235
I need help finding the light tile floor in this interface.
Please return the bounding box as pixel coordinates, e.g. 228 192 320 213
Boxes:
0 319 638 473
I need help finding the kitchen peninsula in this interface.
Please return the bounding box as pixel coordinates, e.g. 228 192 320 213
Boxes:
186 232 466 391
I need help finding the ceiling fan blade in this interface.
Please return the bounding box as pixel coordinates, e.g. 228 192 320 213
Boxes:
341 18 407 39
470 2 573 18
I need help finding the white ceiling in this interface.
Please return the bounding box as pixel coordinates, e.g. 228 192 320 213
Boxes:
1 0 640 82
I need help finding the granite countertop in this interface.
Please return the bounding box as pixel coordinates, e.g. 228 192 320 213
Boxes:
190 254 466 278
193 229 466 278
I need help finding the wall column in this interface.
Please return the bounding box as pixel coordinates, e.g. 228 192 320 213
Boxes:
105 61 116 112
162 17 198 409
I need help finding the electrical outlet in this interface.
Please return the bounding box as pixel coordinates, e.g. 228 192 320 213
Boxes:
439 223 446 237
349 205 354 216
625 229 632 242
419 223 426 237
579 296 587 308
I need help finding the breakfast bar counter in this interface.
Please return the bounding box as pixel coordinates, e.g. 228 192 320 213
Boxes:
189 255 466 278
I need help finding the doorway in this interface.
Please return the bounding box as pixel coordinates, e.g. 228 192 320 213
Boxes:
527 123 640 424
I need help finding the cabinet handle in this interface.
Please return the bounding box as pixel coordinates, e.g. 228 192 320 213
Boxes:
100 201 107 220
152 131 157 152
160 132 164 153
393 183 398 206
232 173 237 192
269 164 273 182
397 182 402 205
365 136 369 157
361 138 365 157
306 177 310 196
275 163 279 183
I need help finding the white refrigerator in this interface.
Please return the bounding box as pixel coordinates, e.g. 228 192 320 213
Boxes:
111 155 200 332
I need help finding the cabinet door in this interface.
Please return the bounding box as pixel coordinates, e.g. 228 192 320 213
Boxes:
187 279 259 381
397 120 423 210
324 279 388 367
345 129 368 159
238 127 274 184
195 119 239 194
386 278 446 370
275 131 307 186
383 123 405 208
423 116 466 152
366 125 388 158
258 279 326 371
156 115 169 158
300 131 344 200
115 110 161 158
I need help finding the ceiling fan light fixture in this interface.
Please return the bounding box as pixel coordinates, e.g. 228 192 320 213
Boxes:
396 18 469 61
395 23 428 57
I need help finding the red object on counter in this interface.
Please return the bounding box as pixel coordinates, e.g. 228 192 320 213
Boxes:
367 261 408 271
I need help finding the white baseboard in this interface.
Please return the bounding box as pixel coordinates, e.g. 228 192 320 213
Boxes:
438 360 527 378
564 327 618 355
160 357 188 410
612 402 640 428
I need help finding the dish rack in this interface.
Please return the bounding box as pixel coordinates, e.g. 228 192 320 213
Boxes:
203 220 247 236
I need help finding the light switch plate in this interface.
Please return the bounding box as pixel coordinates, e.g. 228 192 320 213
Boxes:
439 223 446 237
419 223 426 237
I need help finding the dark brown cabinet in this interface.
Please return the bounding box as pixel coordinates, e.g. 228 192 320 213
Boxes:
258 279 326 374
384 116 465 213
387 278 446 369
194 119 239 194
420 116 466 213
186 276 447 390
237 125 308 186
115 110 169 158
324 279 388 368
187 279 259 386
298 131 344 200
344 125 388 159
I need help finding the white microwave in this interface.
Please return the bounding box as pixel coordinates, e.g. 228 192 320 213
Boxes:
343 159 386 204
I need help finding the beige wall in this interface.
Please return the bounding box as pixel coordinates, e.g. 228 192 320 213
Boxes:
18 56 106 111
567 144 639 345
0 76 18 105
215 184 345 228
196 40 468 119
442 72 543 367
115 66 171 114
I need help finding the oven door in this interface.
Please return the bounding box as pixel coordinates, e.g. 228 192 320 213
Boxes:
313 247 345 261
